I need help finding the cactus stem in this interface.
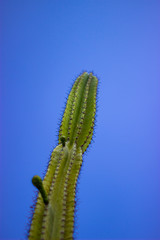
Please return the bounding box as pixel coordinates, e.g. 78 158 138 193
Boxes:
28 72 98 240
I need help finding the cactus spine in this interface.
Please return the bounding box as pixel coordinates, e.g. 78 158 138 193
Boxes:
29 72 98 240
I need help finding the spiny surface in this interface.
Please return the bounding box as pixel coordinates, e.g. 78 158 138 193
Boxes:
29 72 98 240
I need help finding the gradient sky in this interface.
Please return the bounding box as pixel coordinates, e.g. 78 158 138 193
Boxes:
1 0 160 239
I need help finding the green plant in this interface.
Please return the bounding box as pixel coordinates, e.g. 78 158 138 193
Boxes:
29 72 98 240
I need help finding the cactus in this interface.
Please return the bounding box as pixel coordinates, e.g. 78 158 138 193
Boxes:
28 72 98 240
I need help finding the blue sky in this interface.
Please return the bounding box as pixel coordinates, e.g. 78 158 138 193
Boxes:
1 0 160 239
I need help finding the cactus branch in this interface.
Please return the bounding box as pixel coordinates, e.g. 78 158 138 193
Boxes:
28 72 98 240
32 176 49 205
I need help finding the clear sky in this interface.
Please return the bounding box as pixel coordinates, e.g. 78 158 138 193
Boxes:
1 0 160 239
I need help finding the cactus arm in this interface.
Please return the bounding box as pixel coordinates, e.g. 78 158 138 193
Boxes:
28 72 98 240
32 176 49 205
29 144 64 239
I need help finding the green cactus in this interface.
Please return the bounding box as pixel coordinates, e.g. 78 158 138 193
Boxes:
28 72 98 240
